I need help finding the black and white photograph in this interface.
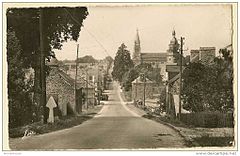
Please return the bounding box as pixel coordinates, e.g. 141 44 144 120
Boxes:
2 2 238 152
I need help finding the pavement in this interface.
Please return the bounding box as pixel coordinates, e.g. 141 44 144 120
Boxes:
9 82 186 150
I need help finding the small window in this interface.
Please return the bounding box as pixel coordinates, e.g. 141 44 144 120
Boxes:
89 75 93 81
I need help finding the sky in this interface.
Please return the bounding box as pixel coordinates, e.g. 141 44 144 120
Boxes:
54 4 232 60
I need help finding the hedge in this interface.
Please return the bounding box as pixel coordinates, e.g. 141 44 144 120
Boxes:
179 112 234 128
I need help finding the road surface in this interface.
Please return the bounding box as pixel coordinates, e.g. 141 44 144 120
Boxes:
9 82 186 150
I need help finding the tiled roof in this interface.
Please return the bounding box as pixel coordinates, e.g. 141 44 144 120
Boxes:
47 58 59 66
58 69 75 87
141 53 167 62
132 76 154 84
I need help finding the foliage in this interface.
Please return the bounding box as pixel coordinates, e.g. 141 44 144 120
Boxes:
77 55 97 63
121 62 163 91
182 48 233 112
135 63 163 84
122 68 139 91
112 43 134 82
7 7 88 68
7 7 88 121
158 87 166 112
7 30 34 128
104 56 114 74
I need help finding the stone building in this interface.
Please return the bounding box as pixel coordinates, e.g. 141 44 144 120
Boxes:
132 76 161 101
46 58 77 117
132 30 180 81
190 47 216 64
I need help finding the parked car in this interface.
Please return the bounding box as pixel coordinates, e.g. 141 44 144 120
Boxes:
101 94 109 101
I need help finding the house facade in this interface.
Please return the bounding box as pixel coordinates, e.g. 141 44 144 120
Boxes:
46 58 77 117
132 76 162 101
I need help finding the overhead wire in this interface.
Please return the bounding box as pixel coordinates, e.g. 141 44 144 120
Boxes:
63 8 113 88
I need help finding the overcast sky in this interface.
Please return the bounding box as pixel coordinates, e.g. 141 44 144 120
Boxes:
54 4 232 60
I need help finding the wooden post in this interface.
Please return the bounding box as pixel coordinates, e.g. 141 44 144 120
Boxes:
75 44 80 113
40 9 47 123
97 66 100 105
86 68 88 109
143 73 146 107
179 37 184 120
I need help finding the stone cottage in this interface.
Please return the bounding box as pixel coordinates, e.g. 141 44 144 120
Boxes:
46 58 77 117
132 76 161 101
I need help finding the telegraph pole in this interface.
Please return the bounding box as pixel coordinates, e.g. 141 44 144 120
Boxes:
143 73 146 107
97 66 100 105
86 68 88 109
75 44 80 113
179 37 184 120
135 78 138 103
40 9 47 124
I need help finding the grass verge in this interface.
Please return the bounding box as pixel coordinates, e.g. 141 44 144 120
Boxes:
193 136 234 147
9 105 103 138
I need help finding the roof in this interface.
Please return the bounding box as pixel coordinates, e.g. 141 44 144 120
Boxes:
132 76 154 84
58 69 75 87
140 53 167 62
200 47 216 51
58 69 95 89
47 58 59 66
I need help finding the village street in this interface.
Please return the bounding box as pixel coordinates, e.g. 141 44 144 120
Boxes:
9 82 186 150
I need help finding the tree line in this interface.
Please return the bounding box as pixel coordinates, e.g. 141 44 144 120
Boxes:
111 43 163 92
111 43 233 114
7 7 88 128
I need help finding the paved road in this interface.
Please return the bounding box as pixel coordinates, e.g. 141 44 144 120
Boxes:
9 82 186 150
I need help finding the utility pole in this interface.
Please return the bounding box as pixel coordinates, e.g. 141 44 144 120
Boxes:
135 78 138 103
179 37 184 120
86 68 88 109
40 9 47 124
97 66 100 105
75 44 80 113
143 73 146 107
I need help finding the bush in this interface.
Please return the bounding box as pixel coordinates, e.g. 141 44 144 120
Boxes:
9 116 93 138
180 112 234 128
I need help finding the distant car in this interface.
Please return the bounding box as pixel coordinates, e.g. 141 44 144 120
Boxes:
101 94 109 101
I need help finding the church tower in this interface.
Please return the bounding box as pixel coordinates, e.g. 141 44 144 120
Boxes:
167 30 179 64
133 29 141 66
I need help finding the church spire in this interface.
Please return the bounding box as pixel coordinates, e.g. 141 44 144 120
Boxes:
133 29 141 66
135 28 140 45
172 29 176 37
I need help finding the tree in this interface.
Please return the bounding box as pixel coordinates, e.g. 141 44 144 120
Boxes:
122 68 139 91
112 43 134 83
182 48 233 113
135 63 163 84
104 56 114 74
182 62 208 112
7 7 88 121
77 55 97 63
7 30 34 128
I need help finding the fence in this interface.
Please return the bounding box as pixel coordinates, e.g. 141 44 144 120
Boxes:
180 112 234 128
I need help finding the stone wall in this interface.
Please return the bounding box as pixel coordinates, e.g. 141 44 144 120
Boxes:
199 47 216 64
46 67 75 116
